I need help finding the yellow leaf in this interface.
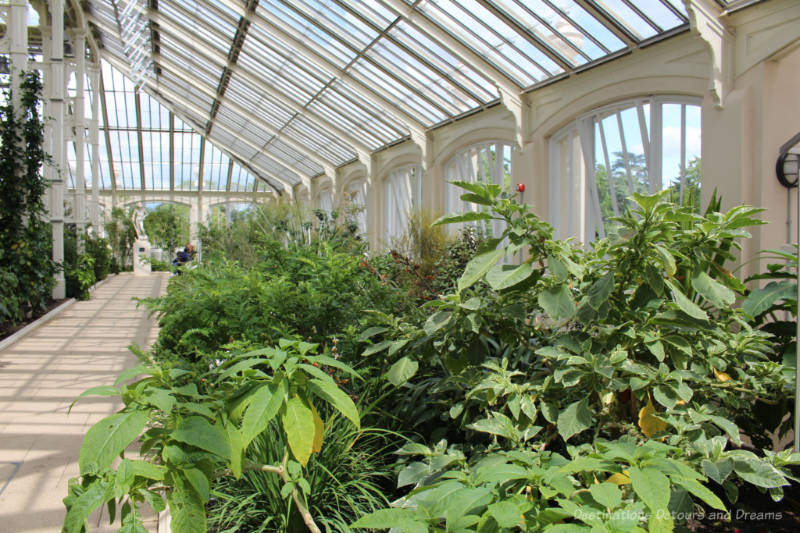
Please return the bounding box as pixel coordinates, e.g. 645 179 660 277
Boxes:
311 404 324 454
638 395 668 438
606 472 631 485
713 367 732 382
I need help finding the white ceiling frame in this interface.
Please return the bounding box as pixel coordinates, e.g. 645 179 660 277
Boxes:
236 9 427 133
153 51 339 177
100 50 291 192
94 14 313 189
381 0 523 97
140 9 374 168
91 8 380 168
150 1 423 132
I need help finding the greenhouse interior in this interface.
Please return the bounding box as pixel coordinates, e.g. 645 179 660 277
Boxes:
2 0 800 532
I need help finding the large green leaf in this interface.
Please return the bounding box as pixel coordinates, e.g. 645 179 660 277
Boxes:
282 396 315 467
424 310 452 336
433 211 495 226
665 280 708 321
182 467 210 503
487 500 525 528
732 456 787 488
241 381 286 448
742 281 796 318
445 487 493 522
589 483 622 509
79 411 149 475
486 262 534 291
556 399 592 441
671 477 726 511
351 508 427 533
308 378 360 429
539 285 576 321
63 480 109 533
172 416 230 460
459 249 504 292
691 271 735 308
628 466 670 512
585 273 614 310
387 356 419 387
467 412 517 440
69 386 120 412
648 510 674 533
168 474 206 533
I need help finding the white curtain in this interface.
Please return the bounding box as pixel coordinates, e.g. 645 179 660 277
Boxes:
444 141 512 238
317 188 333 214
345 178 367 234
383 165 420 244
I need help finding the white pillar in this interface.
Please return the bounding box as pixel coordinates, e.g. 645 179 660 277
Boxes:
8 0 27 113
88 64 102 236
73 32 87 247
48 0 67 299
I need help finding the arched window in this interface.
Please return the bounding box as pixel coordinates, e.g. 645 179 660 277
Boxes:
549 97 701 241
444 141 512 237
383 165 421 245
344 178 367 235
317 188 333 214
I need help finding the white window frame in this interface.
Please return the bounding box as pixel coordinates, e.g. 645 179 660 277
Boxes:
549 95 702 242
444 140 513 238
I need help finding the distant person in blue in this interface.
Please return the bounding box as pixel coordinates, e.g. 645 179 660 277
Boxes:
172 243 193 274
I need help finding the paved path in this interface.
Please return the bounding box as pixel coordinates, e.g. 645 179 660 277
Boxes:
0 273 170 533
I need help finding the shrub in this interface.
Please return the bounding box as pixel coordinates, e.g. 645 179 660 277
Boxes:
0 71 57 319
354 184 798 532
85 236 112 281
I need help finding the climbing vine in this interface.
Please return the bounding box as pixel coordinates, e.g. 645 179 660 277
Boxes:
0 71 57 323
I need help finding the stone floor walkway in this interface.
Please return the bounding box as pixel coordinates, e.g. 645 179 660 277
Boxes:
0 272 170 533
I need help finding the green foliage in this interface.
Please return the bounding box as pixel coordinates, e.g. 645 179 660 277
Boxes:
142 235 400 366
380 209 481 304
64 227 101 300
354 183 797 532
738 246 798 446
143 203 190 251
209 416 395 533
85 236 112 281
105 207 137 269
64 341 362 533
200 201 364 268
0 71 57 322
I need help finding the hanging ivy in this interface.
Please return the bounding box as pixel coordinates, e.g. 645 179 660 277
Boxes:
0 71 58 323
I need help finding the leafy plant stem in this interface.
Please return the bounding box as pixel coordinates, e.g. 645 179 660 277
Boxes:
241 454 323 533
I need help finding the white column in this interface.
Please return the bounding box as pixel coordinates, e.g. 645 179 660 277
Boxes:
73 32 87 246
8 0 27 113
88 64 102 236
49 0 66 298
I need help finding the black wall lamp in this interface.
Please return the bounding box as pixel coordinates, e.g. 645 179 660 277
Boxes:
777 132 800 188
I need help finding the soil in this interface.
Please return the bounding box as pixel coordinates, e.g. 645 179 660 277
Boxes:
687 477 800 533
0 298 68 341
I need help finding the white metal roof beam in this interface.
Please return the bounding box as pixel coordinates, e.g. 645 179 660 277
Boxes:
141 4 422 132
153 52 339 175
380 0 523 95
96 18 314 188
571 0 638 47
237 8 426 131
123 10 374 159
146 83 308 191
109 66 291 195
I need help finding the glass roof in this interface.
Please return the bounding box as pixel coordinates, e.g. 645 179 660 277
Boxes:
77 0 692 193
65 61 270 193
